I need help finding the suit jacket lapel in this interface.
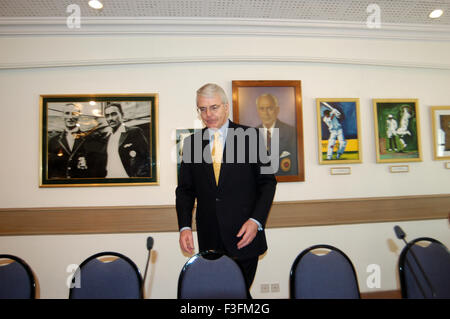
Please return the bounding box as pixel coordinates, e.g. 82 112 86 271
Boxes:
118 126 128 147
201 128 217 189
58 132 71 155
217 120 237 189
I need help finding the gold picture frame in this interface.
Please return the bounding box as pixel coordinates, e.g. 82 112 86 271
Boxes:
232 80 304 182
373 99 422 163
316 98 362 164
431 106 450 160
39 94 159 187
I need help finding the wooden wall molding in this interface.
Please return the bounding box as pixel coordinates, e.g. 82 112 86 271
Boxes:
0 194 448 236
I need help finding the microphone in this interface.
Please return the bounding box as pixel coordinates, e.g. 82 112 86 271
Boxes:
147 236 154 251
394 225 435 298
143 236 154 296
394 225 406 241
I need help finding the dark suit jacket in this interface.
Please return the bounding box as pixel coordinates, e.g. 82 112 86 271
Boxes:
176 120 277 259
48 130 91 178
85 125 151 178
115 126 150 177
259 119 298 176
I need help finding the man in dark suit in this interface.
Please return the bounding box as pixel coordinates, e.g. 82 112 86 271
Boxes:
48 103 92 178
176 83 277 287
103 103 150 177
256 93 298 176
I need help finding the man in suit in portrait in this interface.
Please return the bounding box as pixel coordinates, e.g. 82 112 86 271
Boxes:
102 102 150 178
176 83 277 287
256 93 298 176
48 103 92 179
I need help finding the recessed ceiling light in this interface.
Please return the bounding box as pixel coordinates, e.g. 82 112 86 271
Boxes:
429 9 443 19
88 0 103 10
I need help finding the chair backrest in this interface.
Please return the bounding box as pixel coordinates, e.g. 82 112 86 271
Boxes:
290 244 360 299
69 251 143 299
399 237 450 299
0 254 36 299
178 250 248 299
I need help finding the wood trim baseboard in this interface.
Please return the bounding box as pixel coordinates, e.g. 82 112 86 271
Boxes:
360 289 401 299
0 194 448 236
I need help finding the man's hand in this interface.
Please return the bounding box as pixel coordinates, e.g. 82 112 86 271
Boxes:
179 229 194 254
236 219 259 250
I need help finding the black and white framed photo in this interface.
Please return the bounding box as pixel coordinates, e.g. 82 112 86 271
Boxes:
40 94 159 187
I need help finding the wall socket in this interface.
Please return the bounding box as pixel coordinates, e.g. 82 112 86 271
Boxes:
260 283 270 293
270 283 280 293
260 283 280 293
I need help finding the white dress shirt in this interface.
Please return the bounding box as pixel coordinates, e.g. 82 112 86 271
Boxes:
106 124 128 178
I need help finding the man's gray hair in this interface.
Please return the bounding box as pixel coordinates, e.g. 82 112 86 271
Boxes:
196 83 228 105
256 93 279 107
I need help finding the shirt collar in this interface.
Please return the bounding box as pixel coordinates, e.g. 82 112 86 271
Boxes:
65 127 79 134
208 119 229 139
263 121 276 131
108 123 126 135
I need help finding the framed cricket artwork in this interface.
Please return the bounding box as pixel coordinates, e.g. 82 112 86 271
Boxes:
175 128 195 179
373 99 422 163
316 98 362 164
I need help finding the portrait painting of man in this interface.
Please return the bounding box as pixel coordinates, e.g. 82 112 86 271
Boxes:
232 81 304 182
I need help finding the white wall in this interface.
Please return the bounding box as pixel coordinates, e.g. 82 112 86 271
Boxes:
0 24 449 298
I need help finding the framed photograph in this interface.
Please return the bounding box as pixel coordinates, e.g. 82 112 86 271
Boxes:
176 128 195 179
232 80 304 182
39 94 159 187
373 99 422 163
431 106 450 160
316 98 362 164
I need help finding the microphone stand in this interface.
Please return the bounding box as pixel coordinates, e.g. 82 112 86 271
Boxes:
395 226 436 298
143 237 154 298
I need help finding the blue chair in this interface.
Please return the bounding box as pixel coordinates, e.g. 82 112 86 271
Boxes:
290 244 360 299
0 254 36 299
69 251 143 299
398 237 450 299
178 250 249 299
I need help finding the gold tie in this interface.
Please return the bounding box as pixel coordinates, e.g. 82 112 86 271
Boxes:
212 131 223 185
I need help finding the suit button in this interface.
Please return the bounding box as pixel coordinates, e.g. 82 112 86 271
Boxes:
216 198 221 202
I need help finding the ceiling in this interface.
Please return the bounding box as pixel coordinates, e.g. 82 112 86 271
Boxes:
0 0 449 25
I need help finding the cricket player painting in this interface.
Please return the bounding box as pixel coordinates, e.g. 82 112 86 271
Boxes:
316 99 362 164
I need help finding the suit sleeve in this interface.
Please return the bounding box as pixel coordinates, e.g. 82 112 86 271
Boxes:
175 136 196 230
251 130 277 227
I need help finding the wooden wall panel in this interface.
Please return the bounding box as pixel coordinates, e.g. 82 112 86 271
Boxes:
0 194 448 235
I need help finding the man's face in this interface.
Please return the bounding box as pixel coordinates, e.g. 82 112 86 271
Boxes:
257 96 279 128
197 94 229 129
63 104 81 130
105 105 123 130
